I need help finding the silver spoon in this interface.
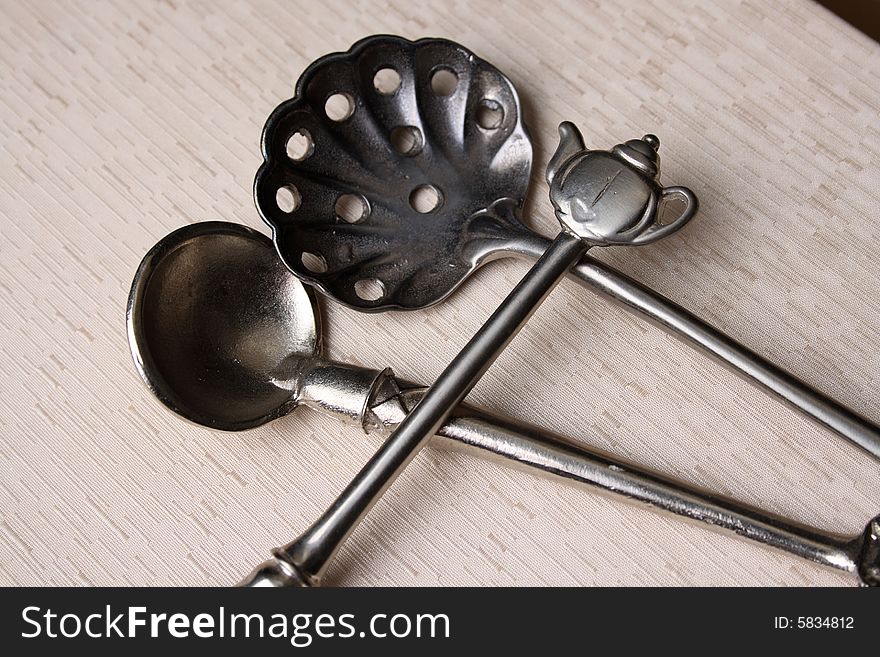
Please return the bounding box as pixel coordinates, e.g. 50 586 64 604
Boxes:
254 35 880 459
127 221 879 586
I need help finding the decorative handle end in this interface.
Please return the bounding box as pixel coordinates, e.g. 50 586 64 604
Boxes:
546 124 698 247
628 185 699 246
238 554 311 587
856 515 880 587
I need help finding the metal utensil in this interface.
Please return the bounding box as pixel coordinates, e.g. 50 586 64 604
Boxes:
127 222 879 586
254 34 880 459
252 32 706 586
247 127 697 589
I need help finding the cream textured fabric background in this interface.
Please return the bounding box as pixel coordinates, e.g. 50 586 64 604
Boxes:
1 0 878 586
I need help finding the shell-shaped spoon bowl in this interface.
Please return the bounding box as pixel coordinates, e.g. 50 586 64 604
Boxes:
254 35 533 310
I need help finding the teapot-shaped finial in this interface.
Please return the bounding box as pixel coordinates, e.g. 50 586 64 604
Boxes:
614 134 660 177
546 122 697 246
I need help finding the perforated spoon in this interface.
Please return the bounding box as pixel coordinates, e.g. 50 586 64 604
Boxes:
127 222 879 586
255 35 880 460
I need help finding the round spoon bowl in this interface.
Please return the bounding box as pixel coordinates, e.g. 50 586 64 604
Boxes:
126 221 319 431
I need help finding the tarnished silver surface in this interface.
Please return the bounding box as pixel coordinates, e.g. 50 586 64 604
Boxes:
390 395 880 587
280 122 696 590
253 31 704 590
273 116 698 585
127 222 391 433
546 123 697 245
254 35 880 459
254 34 533 310
127 221 320 431
128 223 878 586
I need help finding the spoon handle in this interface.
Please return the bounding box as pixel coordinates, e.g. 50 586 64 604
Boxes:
426 403 875 584
242 371 878 585
506 233 880 460
248 359 876 584
242 233 587 587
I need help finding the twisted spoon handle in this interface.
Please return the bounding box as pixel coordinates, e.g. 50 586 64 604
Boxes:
506 234 880 460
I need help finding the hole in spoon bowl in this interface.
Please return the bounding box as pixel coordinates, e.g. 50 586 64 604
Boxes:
325 93 355 121
476 99 504 129
373 67 401 95
430 68 458 96
301 251 327 274
276 185 301 213
335 193 370 224
286 129 314 161
354 278 385 302
409 185 443 213
391 126 423 156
